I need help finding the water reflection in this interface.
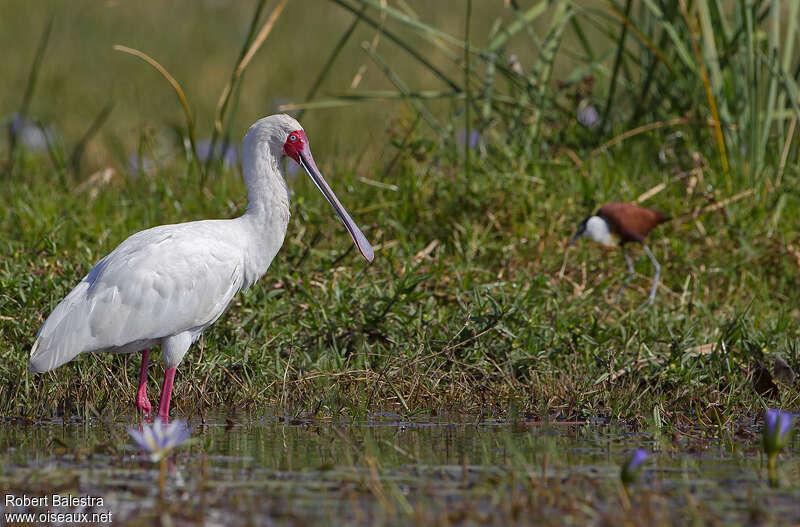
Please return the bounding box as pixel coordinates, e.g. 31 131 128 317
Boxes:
0 412 797 525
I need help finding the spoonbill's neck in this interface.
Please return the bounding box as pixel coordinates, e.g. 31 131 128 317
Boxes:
236 138 291 287
241 141 290 219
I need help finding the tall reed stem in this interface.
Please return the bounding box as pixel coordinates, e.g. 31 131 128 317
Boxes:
464 0 472 180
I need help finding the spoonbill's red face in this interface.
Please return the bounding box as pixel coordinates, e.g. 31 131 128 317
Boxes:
282 129 307 163
281 128 374 263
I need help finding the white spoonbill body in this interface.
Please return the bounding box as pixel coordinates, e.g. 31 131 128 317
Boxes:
29 114 374 419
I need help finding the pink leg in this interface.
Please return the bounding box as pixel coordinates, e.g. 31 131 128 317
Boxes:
157 367 177 421
136 349 152 417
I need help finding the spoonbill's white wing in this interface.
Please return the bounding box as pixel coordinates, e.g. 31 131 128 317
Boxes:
30 220 245 373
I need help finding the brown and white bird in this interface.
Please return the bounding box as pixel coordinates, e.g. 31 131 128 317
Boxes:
568 202 669 305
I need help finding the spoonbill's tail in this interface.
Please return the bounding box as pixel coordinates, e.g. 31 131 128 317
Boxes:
29 280 93 373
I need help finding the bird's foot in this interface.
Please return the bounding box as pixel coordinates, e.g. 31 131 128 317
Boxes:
136 389 152 417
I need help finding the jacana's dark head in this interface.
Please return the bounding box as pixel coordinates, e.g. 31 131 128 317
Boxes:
568 217 589 246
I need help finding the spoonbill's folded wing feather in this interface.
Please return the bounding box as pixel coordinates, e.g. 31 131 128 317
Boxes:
30 221 245 373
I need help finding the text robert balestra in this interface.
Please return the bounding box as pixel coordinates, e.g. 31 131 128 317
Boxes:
5 493 105 507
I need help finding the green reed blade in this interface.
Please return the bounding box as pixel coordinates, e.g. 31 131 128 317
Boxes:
774 0 799 137
640 0 698 74
69 103 113 178
697 0 730 124
350 0 465 48
298 4 367 121
601 0 633 129
464 0 473 177
487 0 549 52
360 43 445 136
327 0 460 91
527 1 573 155
6 15 53 175
757 1 780 174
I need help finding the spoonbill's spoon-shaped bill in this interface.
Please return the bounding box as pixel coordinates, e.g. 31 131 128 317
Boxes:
283 129 373 262
28 114 373 420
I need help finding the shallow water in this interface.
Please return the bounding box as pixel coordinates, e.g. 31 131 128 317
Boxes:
0 412 797 526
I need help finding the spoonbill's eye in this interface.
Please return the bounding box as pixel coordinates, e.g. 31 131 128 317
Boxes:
289 134 298 142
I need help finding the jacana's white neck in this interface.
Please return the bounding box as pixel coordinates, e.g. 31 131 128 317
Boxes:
585 216 618 247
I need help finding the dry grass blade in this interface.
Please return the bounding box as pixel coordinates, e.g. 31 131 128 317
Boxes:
350 0 388 89
214 0 288 134
591 117 687 155
279 90 464 112
636 183 666 203
112 44 202 180
74 168 115 199
673 188 758 225
591 117 734 157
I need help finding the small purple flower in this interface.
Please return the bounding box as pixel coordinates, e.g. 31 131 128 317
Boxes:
456 128 480 150
577 101 600 130
620 448 649 485
195 140 212 161
763 409 793 455
221 144 238 166
129 419 191 462
127 153 153 175
9 114 52 151
196 139 238 168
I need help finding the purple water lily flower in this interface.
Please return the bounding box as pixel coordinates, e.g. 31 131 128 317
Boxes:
129 419 191 462
620 448 649 485
763 409 793 455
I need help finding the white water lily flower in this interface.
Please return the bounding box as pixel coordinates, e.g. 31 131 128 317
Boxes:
128 420 191 462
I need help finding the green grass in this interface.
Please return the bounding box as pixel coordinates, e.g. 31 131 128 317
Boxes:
2 124 799 424
1 0 799 428
2 5 800 525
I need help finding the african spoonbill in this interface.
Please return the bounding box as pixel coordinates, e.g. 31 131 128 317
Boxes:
29 114 374 419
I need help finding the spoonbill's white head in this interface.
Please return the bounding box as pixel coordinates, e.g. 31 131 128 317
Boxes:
244 114 374 263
